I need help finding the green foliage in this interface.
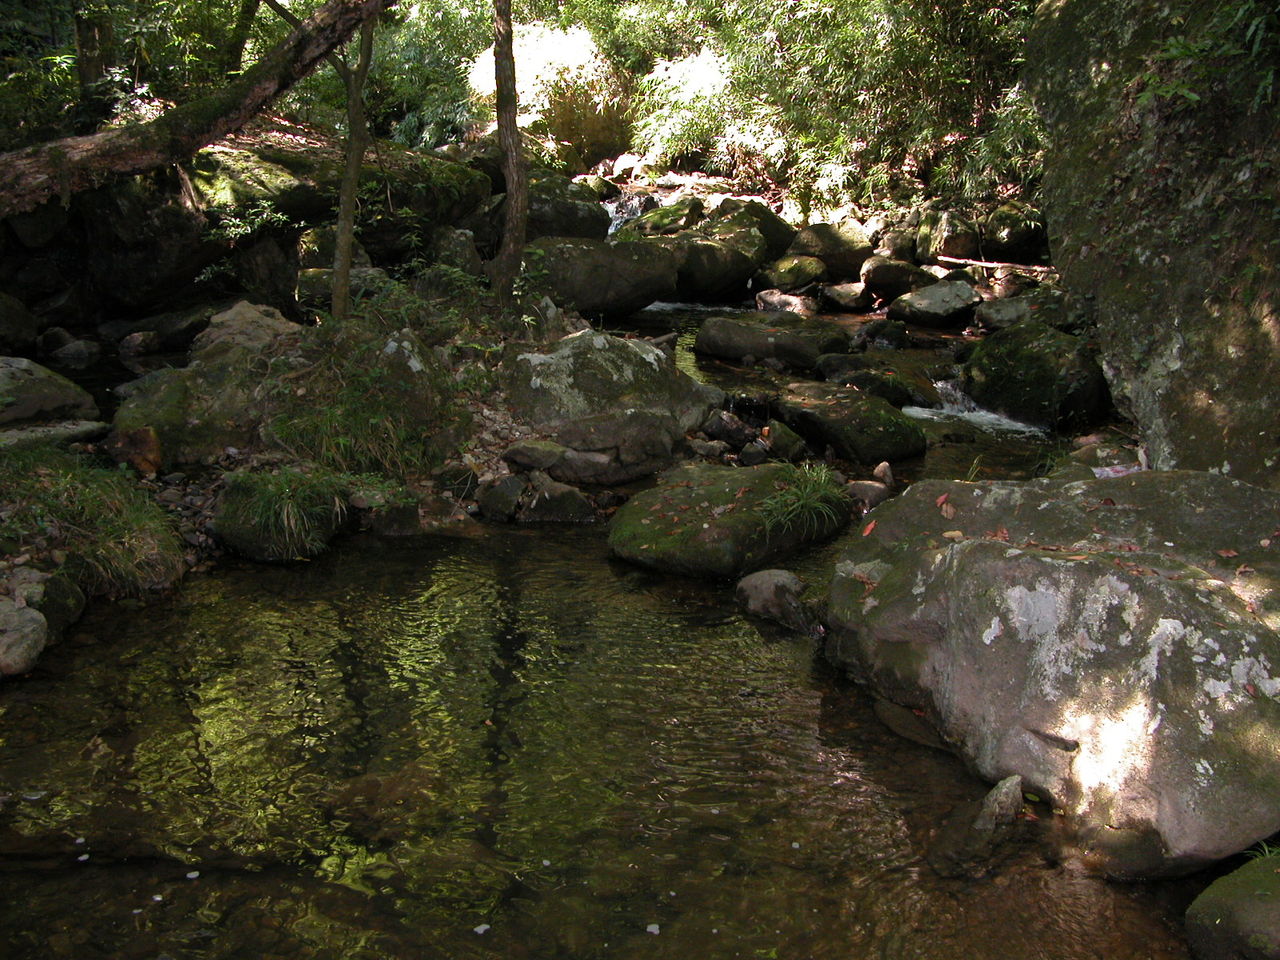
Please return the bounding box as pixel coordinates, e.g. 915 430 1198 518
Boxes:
0 444 185 596
1136 0 1279 113
261 305 460 479
1245 839 1280 859
218 466 348 560
759 462 849 538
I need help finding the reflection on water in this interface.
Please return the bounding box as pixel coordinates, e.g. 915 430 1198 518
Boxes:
0 531 1192 959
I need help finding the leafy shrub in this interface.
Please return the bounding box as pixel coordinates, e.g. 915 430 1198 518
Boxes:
0 445 184 596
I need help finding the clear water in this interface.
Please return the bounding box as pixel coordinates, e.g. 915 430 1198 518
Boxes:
0 531 1195 959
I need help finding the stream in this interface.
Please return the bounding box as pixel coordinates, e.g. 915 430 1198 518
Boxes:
0 305 1200 959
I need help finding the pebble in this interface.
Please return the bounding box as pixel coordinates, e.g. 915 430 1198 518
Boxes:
646 924 660 935
473 924 491 935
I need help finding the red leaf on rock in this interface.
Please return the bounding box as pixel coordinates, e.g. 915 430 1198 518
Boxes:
862 520 877 537
935 493 950 507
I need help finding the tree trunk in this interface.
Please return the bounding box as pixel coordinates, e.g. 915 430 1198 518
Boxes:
222 0 264 76
0 0 396 220
486 0 527 306
331 19 375 322
72 1 115 131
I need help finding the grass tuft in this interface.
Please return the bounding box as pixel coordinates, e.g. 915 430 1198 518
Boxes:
216 467 350 561
759 462 849 539
0 444 185 596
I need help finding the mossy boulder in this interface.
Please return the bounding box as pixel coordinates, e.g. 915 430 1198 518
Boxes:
524 237 679 319
826 471 1280 877
775 383 927 464
608 462 852 579
785 221 874 280
1186 855 1280 960
694 311 849 369
860 255 937 301
615 196 706 238
0 358 98 426
711 198 797 259
1026 0 1280 487
523 174 611 241
961 320 1110 430
696 215 770 267
758 255 828 291
982 202 1049 264
661 235 757 301
188 147 327 222
916 209 979 262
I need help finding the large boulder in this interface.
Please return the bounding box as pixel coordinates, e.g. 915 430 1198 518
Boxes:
1026 0 1280 488
608 462 852 578
785 221 874 280
916 209 979 262
886 280 982 328
0 357 98 426
696 215 770 267
523 175 611 241
757 255 828 291
826 471 1280 877
505 331 723 484
614 197 706 238
663 235 757 301
860 255 937 302
710 199 797 259
982 202 1050 264
694 311 849 369
774 382 927 464
525 237 678 319
961 320 1110 430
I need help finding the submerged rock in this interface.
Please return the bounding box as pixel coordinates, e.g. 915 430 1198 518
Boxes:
609 462 851 579
826 471 1280 877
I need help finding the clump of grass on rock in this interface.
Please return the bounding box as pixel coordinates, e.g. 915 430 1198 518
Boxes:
214 466 350 562
0 444 184 596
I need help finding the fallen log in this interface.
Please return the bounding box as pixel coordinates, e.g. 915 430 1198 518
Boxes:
935 255 1057 275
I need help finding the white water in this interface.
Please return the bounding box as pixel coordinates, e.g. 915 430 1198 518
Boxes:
904 379 1048 437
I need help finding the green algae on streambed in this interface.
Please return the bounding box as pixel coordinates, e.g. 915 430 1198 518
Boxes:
0 530 1196 959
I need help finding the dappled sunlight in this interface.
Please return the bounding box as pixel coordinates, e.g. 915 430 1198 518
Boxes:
1057 697 1159 807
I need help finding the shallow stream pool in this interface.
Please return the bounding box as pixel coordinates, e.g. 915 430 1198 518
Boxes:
0 530 1195 959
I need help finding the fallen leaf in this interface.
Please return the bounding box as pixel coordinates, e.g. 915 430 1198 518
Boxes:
1216 548 1239 558
940 502 957 520
942 530 964 541
862 520 877 537
1065 554 1088 560
935 493 950 507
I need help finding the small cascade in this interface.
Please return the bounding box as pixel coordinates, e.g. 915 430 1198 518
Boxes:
905 379 1047 437
604 192 657 234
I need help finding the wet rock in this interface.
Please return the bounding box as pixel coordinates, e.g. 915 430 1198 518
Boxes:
775 383 927 465
524 237 679 319
926 775 1025 879
886 281 982 328
694 311 850 369
860 255 937 302
573 174 621 200
821 282 874 312
757 255 827 291
689 437 731 459
0 599 46 675
826 471 1280 877
0 357 98 426
738 440 770 466
961 320 1110 430
478 475 527 522
833 370 915 408
8 568 85 643
663 235 757 301
755 289 820 315
104 426 163 476
814 353 872 382
609 462 852 579
735 569 815 633
785 220 874 280
517 472 596 523
701 410 754 447
763 419 808 462
846 479 893 510
1185 855 1280 960
853 317 911 350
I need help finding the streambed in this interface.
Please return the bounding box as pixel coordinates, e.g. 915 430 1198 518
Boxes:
0 530 1194 959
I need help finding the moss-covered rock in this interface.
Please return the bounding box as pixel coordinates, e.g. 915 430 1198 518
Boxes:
916 209 979 262
615 196 706 238
661 235 757 301
1186 855 1280 960
961 320 1110 430
757 255 828 291
785 221 874 280
608 462 851 578
775 382 927 464
524 237 679 319
886 280 981 328
826 470 1280 877
1026 0 1280 487
860 255 937 301
711 198 797 259
694 311 849 369
523 174 611 241
0 358 98 426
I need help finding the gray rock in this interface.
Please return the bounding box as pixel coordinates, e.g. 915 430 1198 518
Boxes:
916 209 979 262
525 237 679 319
764 419 808 461
524 174 612 241
821 282 874 312
826 471 1280 877
736 569 814 633
886 280 982 328
755 289 820 315
926 775 1025 878
860 255 937 301
517 473 595 523
974 297 1032 331
0 419 110 450
757 255 828 291
0 599 47 676
0 357 98 426
711 198 797 259
785 220 874 279
775 382 927 464
846 480 893 509
478 475 527 522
